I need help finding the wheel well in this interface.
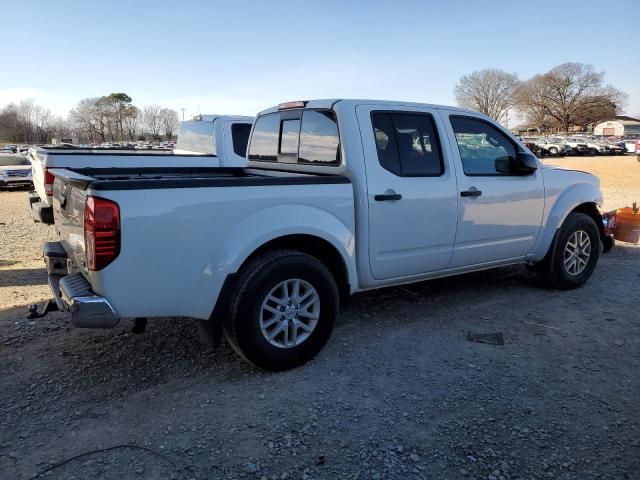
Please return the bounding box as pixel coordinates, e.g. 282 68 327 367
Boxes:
238 235 350 309
571 202 604 239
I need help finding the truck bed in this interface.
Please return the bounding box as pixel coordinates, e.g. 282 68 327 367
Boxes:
50 166 355 320
50 167 351 190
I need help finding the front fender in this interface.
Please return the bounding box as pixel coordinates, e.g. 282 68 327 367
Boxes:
192 204 356 319
529 180 602 261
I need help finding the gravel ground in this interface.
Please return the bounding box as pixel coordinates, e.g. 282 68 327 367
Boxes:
1 156 639 480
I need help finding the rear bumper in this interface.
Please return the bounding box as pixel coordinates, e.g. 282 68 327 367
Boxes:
29 191 54 224
44 241 119 328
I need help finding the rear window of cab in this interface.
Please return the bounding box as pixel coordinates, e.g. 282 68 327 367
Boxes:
248 110 340 166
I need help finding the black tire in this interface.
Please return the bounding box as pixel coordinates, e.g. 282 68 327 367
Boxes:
548 147 558 156
535 212 600 290
224 250 339 371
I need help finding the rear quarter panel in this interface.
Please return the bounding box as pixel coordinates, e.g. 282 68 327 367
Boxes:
88 182 356 320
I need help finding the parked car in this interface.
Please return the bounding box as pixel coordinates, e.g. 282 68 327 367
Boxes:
522 137 571 156
621 138 638 154
601 139 626 155
520 137 543 157
0 151 32 188
574 137 607 155
4 144 18 153
556 137 589 155
27 115 253 224
43 99 608 371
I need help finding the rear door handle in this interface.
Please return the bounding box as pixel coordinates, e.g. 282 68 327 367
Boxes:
460 189 482 197
374 193 402 201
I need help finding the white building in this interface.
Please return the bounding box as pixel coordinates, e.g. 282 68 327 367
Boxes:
594 116 640 137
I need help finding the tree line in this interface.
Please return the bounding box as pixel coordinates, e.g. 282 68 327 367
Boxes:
454 62 628 132
0 93 180 144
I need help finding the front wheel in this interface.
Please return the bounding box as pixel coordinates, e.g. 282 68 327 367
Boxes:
224 250 339 371
535 212 600 290
548 147 558 156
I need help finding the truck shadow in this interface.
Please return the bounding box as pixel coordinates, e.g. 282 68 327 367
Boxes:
0 267 48 287
347 242 639 322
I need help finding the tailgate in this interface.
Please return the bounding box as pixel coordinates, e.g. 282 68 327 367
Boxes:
51 170 91 274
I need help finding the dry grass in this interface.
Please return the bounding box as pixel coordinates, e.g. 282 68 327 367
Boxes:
543 154 640 211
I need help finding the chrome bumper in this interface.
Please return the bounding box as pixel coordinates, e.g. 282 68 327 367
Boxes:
44 242 119 328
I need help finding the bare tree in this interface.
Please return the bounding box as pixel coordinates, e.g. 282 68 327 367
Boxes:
52 117 72 141
122 105 139 141
69 98 105 143
17 99 38 142
159 108 179 139
0 104 20 142
454 69 520 122
142 105 163 140
33 105 55 143
0 100 55 143
516 63 627 132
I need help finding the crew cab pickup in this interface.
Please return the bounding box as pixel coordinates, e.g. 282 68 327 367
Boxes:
44 99 608 371
28 115 252 224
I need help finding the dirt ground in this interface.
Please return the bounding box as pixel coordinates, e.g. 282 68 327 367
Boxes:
1 156 639 480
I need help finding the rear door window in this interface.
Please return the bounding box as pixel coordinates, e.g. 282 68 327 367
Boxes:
371 112 443 176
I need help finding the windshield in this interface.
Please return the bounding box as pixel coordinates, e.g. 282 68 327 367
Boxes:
0 154 30 166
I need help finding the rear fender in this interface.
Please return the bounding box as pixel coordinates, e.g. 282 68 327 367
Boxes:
192 204 356 319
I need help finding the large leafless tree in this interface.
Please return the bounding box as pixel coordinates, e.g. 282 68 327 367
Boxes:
0 99 56 143
454 69 520 123
159 108 179 139
142 105 163 140
516 63 627 132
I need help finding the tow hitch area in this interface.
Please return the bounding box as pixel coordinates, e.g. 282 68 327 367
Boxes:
602 211 616 253
27 299 59 319
603 203 640 250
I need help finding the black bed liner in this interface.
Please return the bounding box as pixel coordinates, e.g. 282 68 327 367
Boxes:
50 167 351 191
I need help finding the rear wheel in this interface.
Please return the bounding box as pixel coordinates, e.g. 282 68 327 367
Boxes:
534 213 600 290
224 250 338 371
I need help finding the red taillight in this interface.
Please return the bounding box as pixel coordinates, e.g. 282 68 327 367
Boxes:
44 168 55 196
84 196 120 271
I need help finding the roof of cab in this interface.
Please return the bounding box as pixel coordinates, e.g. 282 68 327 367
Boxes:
257 99 478 117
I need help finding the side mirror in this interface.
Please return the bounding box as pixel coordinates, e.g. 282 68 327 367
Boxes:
494 157 512 174
515 151 539 175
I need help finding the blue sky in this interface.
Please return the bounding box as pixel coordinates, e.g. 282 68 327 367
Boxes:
1 0 638 121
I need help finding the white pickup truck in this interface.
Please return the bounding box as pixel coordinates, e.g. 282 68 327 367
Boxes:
28 115 252 223
43 99 609 371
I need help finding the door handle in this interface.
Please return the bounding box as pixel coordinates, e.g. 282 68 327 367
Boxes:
374 193 402 201
460 189 482 197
